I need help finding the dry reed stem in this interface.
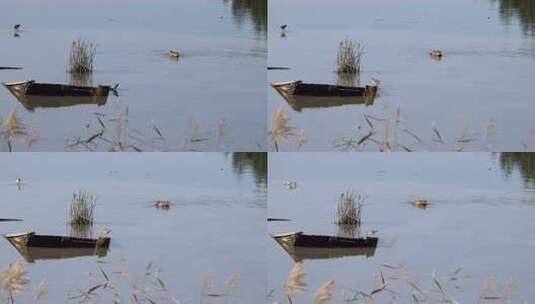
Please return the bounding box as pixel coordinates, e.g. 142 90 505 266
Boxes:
313 280 334 304
336 38 363 74
68 38 96 74
286 262 307 296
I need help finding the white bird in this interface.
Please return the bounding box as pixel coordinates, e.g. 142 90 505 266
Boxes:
367 229 378 237
15 178 22 185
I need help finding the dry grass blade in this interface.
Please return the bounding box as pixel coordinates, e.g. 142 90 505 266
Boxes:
357 131 374 145
286 262 307 296
432 271 459 304
33 279 48 301
432 121 444 143
313 280 334 304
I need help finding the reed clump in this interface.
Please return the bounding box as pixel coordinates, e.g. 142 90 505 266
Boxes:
335 191 363 226
68 38 96 74
68 190 96 225
336 38 363 75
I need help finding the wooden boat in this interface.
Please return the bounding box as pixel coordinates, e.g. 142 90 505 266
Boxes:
4 231 110 249
271 80 377 97
3 80 112 99
272 231 378 248
0 66 23 70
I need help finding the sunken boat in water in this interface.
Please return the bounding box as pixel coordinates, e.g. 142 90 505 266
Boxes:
272 231 378 248
4 231 110 249
272 232 377 262
3 80 113 99
271 80 377 110
271 80 378 97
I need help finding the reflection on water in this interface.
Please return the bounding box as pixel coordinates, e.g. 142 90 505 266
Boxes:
231 152 267 188
225 0 267 34
10 95 108 112
492 0 535 36
8 244 108 263
499 152 535 187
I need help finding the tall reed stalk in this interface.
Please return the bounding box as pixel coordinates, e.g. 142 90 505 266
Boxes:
68 38 96 74
68 190 96 225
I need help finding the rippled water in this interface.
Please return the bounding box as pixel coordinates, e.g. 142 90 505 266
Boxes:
268 0 535 151
0 0 267 152
0 153 266 303
268 153 535 302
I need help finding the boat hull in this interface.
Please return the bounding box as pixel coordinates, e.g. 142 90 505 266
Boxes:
271 81 374 97
3 80 111 99
4 232 110 249
272 232 378 248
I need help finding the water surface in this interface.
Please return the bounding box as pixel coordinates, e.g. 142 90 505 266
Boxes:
0 0 267 151
268 153 535 302
0 152 267 303
268 0 535 151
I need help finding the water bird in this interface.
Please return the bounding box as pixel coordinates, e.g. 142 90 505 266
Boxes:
283 180 297 190
15 177 22 185
168 50 180 59
155 199 171 209
369 78 381 87
14 24 21 30
280 24 287 30
430 50 443 58
412 199 428 207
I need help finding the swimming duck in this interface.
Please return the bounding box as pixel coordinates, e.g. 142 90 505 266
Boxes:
430 50 443 58
14 24 21 30
15 178 22 185
168 50 180 59
155 200 171 209
412 199 428 207
280 24 287 31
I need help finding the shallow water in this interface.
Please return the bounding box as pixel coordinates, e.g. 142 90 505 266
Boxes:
0 153 267 303
268 0 535 151
0 0 267 152
268 153 535 302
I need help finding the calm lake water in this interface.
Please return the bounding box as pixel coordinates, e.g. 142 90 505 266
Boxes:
0 153 267 303
268 0 535 151
0 0 267 152
268 153 535 302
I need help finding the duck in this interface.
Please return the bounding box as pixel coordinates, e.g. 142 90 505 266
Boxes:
15 177 22 185
155 199 171 209
412 199 428 207
280 24 287 31
14 24 21 30
430 50 443 58
168 50 180 59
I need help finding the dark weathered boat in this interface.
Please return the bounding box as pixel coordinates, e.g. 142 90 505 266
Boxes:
272 231 378 248
0 66 23 70
271 80 377 97
4 231 110 249
3 80 112 99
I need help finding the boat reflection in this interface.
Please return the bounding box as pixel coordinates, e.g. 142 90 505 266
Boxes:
10 95 108 112
7 243 108 263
